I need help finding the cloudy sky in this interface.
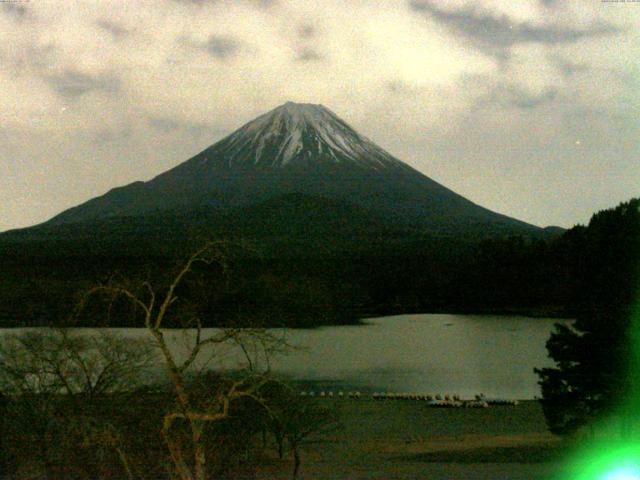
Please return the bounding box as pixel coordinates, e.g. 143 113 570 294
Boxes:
1 0 638 231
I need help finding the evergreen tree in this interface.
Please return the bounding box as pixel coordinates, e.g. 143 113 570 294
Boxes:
535 198 640 435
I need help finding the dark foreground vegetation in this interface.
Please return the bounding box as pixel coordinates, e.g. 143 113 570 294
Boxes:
0 393 575 480
0 325 337 480
0 377 337 480
1 197 637 328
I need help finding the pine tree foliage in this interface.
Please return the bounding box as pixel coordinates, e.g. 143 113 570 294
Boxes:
536 198 640 435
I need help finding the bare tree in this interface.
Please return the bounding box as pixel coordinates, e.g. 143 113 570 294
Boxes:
261 382 340 479
0 328 155 479
0 328 155 399
286 400 338 480
84 242 288 480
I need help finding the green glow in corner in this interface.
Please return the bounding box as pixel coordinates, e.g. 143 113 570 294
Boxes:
563 443 640 480
561 294 640 480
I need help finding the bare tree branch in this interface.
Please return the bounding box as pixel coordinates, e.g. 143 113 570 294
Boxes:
72 241 290 480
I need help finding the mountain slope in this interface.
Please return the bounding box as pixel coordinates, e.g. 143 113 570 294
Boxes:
42 102 540 236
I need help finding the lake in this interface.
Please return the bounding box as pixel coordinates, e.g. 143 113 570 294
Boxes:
29 313 564 400
262 314 566 400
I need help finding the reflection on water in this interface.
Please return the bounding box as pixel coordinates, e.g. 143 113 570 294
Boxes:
265 314 566 399
0 314 567 399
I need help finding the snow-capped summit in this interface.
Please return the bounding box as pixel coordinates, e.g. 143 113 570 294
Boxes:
204 102 406 170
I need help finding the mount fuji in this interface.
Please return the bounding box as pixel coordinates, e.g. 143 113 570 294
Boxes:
40 102 539 237
0 102 566 328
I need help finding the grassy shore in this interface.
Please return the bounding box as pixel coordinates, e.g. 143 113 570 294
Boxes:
255 399 571 479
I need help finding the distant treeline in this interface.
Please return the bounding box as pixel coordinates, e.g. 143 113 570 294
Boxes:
1 198 637 328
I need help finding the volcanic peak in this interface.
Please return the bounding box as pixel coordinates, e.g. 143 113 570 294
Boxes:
208 101 405 171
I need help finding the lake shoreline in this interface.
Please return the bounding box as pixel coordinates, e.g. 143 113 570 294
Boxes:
0 311 567 332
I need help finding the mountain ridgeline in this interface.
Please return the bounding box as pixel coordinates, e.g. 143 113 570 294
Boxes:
1 102 577 328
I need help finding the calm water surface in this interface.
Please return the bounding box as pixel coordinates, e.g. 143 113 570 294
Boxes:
2 314 567 399
263 314 566 399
